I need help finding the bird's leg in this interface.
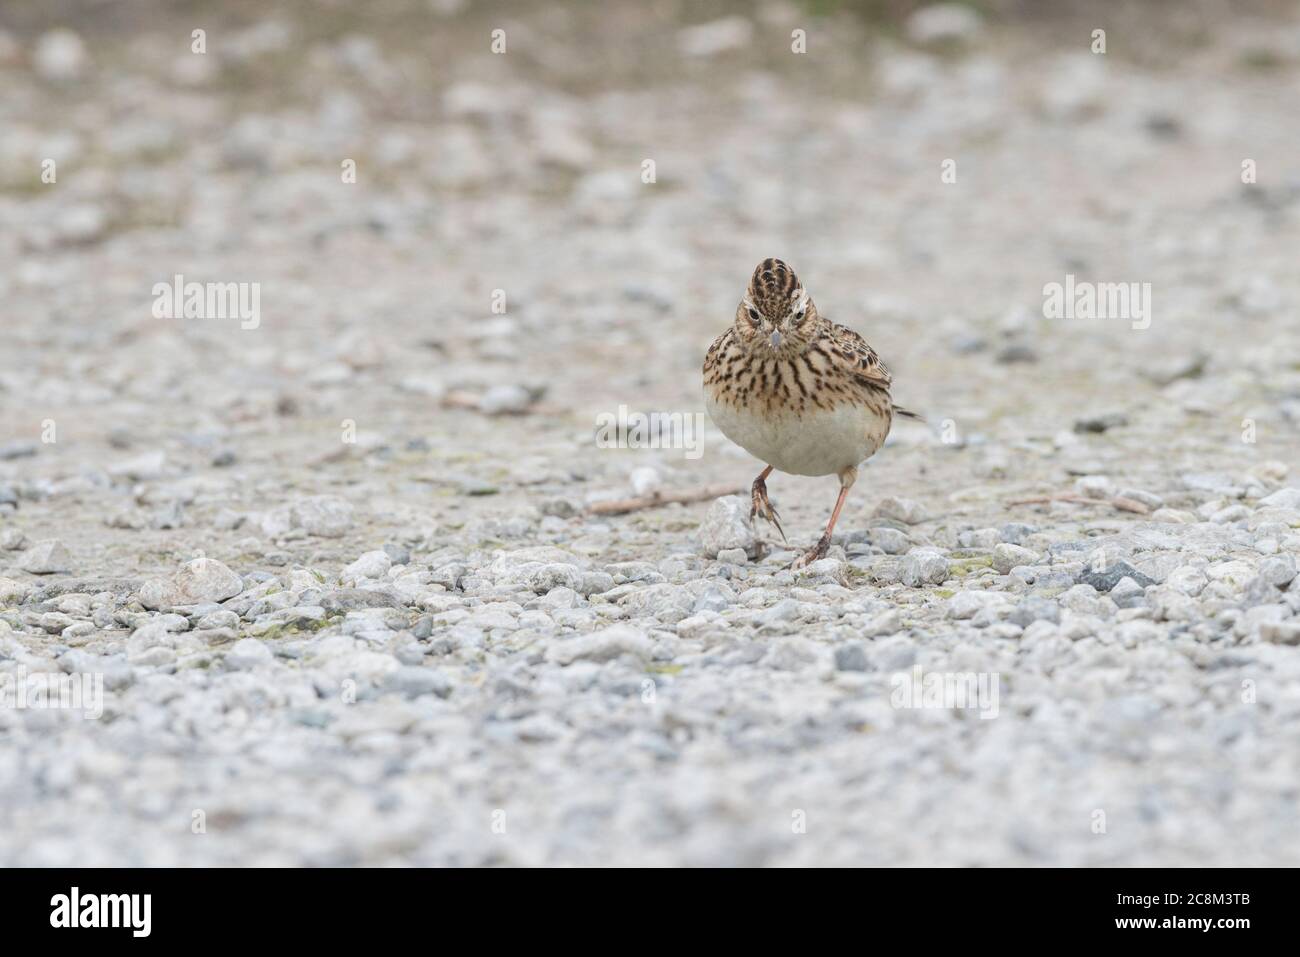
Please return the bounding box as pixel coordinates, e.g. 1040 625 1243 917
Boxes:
750 465 786 543
791 466 857 569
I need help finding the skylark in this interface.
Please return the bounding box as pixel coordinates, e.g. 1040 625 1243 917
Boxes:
703 258 921 569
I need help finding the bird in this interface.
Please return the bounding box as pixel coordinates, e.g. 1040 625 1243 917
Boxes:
703 258 921 569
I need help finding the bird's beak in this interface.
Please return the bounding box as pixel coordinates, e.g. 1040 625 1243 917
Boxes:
769 331 783 348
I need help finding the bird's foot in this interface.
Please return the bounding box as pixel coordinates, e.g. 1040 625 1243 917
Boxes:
789 534 830 570
750 477 787 543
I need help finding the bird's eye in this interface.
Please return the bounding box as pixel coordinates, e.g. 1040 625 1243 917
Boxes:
793 308 805 321
747 308 761 323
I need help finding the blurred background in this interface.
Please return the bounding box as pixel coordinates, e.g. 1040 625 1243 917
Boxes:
1 0 1297 517
2 0 1298 513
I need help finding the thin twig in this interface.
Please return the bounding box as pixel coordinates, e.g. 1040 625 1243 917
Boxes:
1007 492 1151 515
587 483 745 516
440 389 561 416
1008 493 1093 506
441 390 482 410
1111 496 1152 514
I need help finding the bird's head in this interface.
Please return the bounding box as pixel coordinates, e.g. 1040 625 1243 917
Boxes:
734 258 820 355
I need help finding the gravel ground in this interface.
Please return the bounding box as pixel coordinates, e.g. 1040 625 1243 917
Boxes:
2 1 1299 866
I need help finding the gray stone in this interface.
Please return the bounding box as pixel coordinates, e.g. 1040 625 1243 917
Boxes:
291 496 355 538
1117 489 1163 509
871 527 912 554
173 558 244 603
678 16 754 57
109 450 167 482
993 543 1037 574
1165 566 1208 597
342 550 392 583
38 612 74 634
225 638 273 670
34 28 87 81
1258 487 1300 509
1211 504 1250 524
429 564 466 591
999 523 1036 545
196 609 240 631
874 496 927 525
1181 472 1241 497
1075 475 1115 499
0 443 37 461
905 4 984 46
757 598 802 627
1258 555 1297 588
1061 584 1117 618
1074 413 1128 434
900 549 949 587
381 543 412 566
947 590 1007 621
18 540 72 575
1009 598 1061 627
1242 575 1280 607
1109 576 1148 609
545 624 652 665
958 528 1000 549
834 643 870 672
60 648 130 683
619 583 694 623
698 496 760 560
140 558 244 610
1078 560 1155 593
384 665 453 698
577 572 615 596
479 383 541 415
872 636 917 671
693 583 734 614
528 563 583 594
320 588 404 613
765 635 819 671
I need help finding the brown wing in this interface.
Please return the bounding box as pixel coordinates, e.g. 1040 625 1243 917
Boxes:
822 321 893 394
825 322 926 420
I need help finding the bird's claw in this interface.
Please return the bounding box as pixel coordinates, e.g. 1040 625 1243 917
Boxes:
789 536 830 571
750 480 787 544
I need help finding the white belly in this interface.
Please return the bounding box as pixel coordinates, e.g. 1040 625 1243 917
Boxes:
705 393 889 476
